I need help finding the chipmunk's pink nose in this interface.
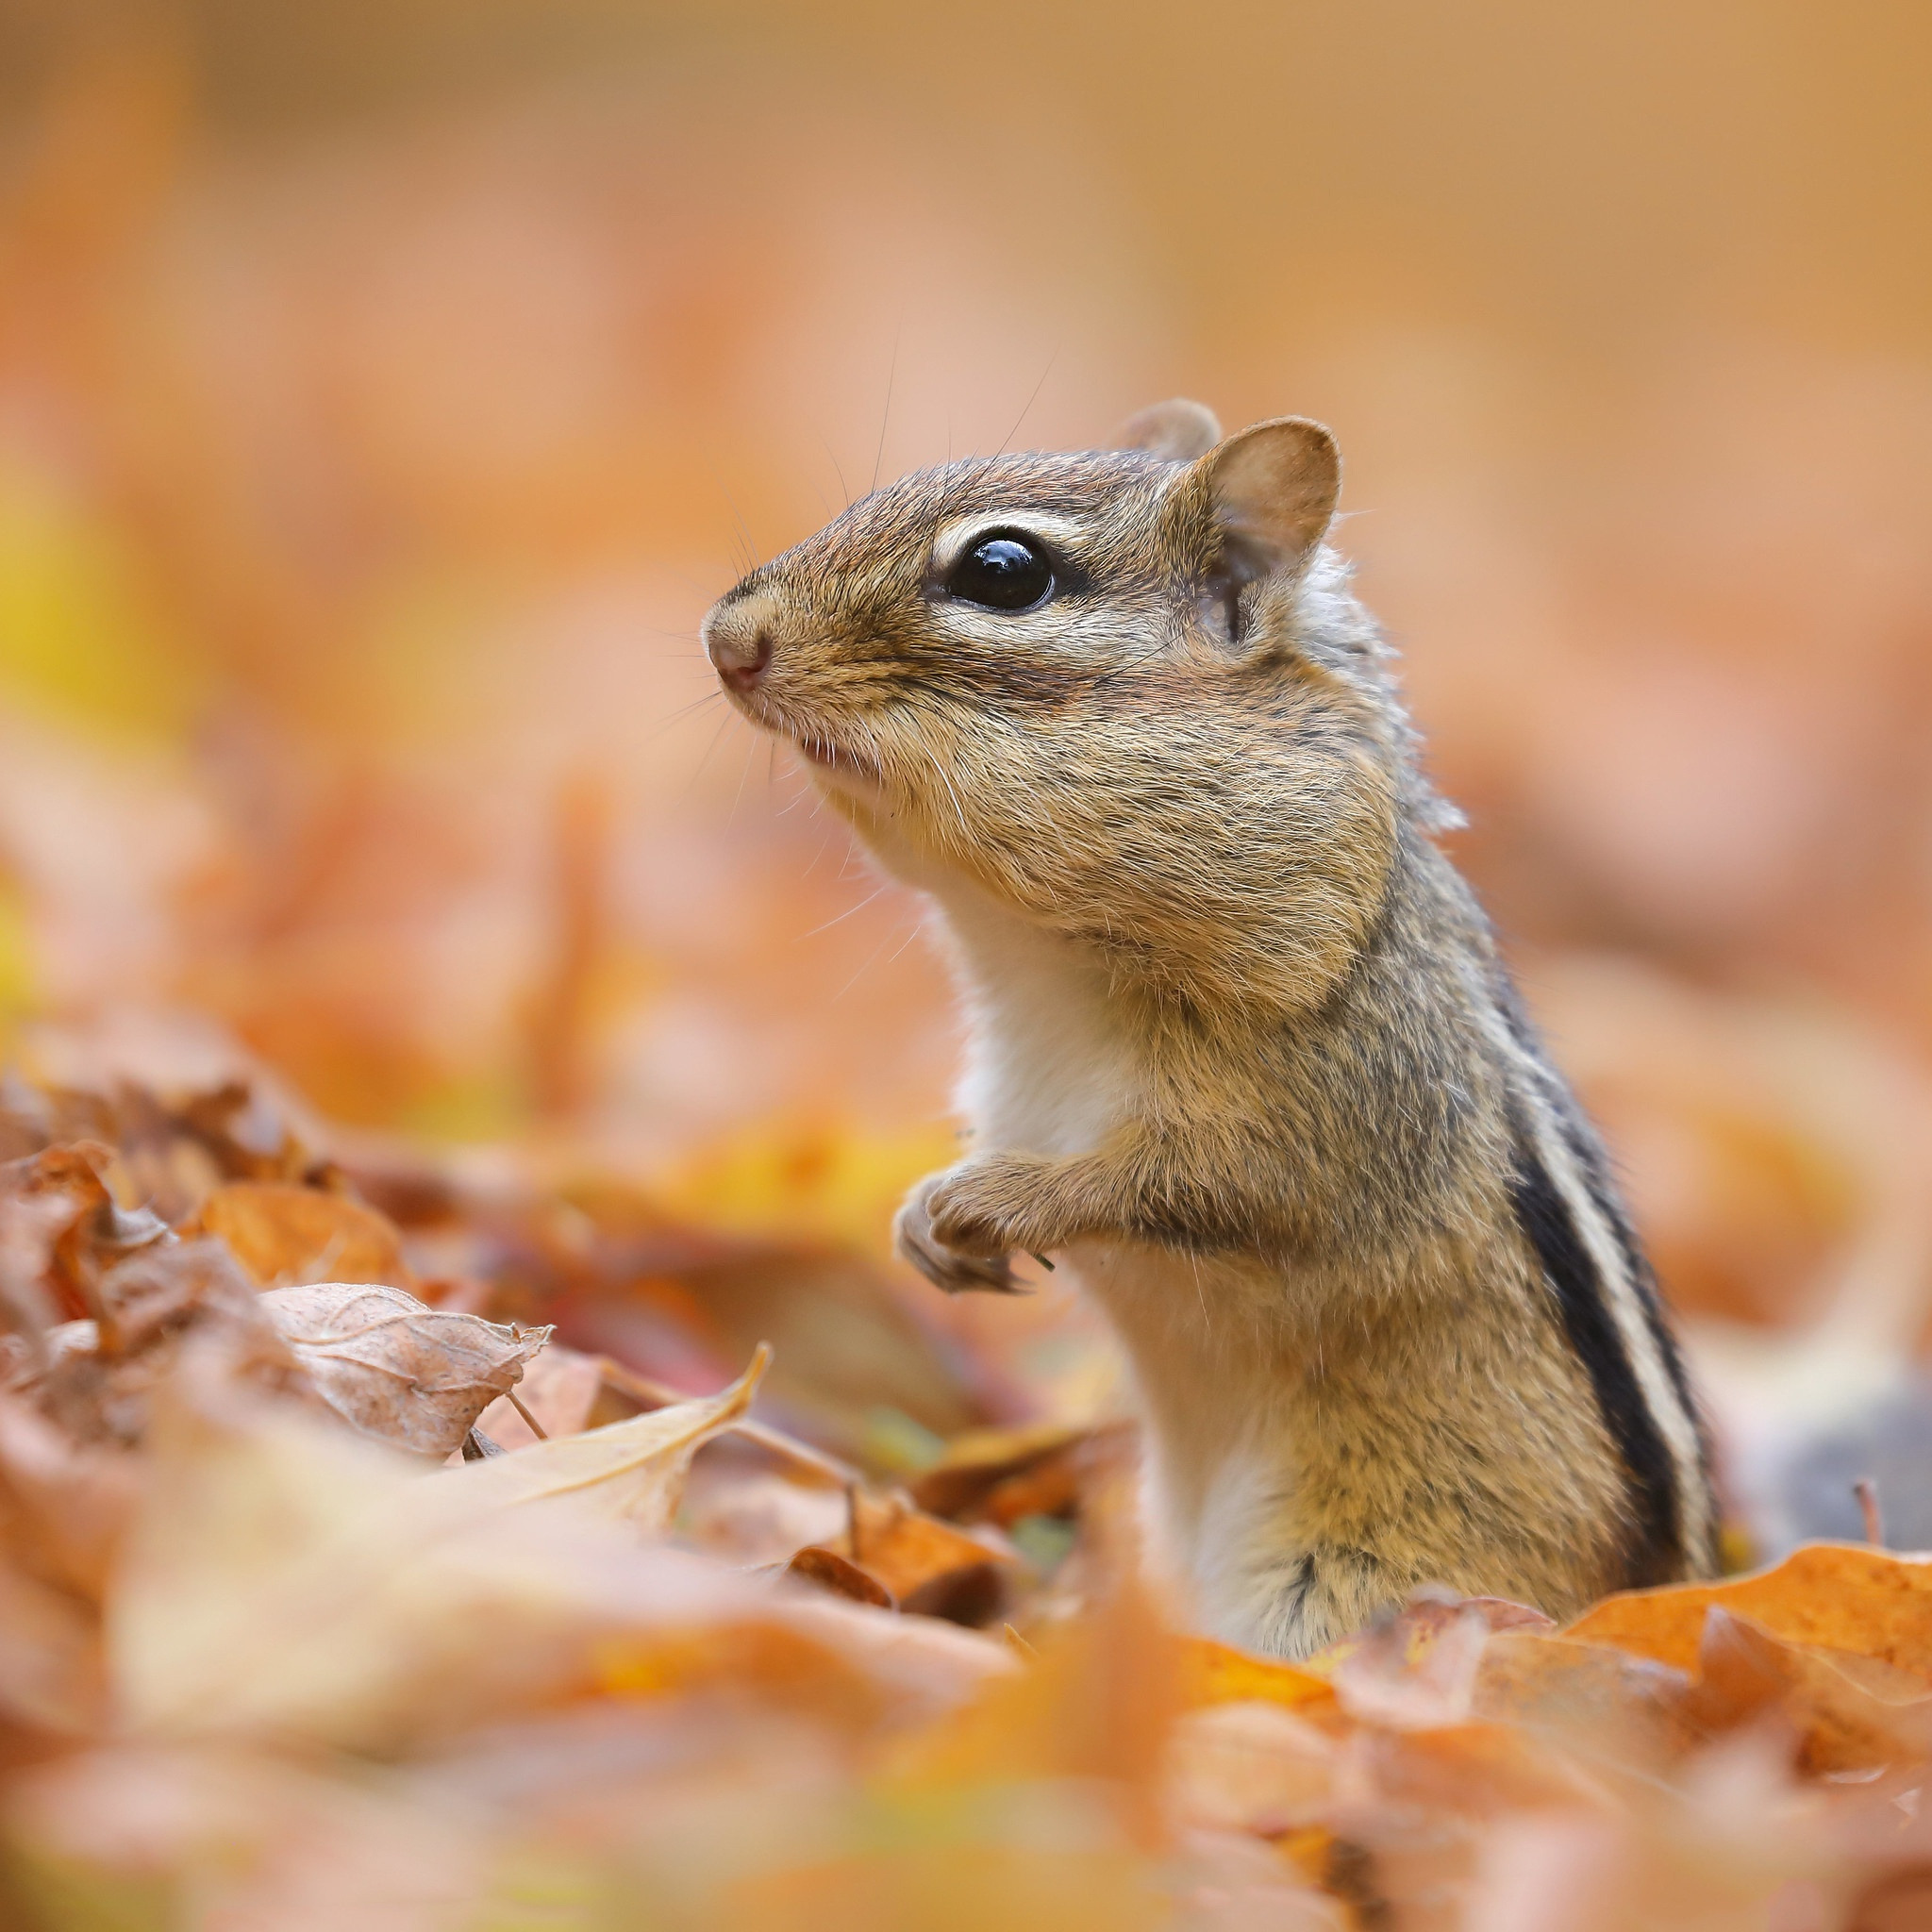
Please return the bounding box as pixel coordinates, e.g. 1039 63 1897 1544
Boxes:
704 608 773 693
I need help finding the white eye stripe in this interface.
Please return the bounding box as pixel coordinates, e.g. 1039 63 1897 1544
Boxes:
930 511 1089 576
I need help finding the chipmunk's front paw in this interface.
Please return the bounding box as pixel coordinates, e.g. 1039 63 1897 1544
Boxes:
930 1154 1058 1253
894 1164 1035 1295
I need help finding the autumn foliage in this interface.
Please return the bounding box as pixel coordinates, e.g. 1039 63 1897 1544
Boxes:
0 1058 1925 1930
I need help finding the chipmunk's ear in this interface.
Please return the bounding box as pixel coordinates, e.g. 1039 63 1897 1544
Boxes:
1197 417 1341 583
1110 397 1222 461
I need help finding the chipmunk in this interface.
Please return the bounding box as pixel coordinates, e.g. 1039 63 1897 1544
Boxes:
701 399 1718 1656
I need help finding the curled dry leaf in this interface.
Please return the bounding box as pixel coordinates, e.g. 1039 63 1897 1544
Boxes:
25 1241 303 1450
832 1487 1021 1628
186 1182 415 1291
1 1141 172 1333
786 1543 895 1609
259 1282 551 1458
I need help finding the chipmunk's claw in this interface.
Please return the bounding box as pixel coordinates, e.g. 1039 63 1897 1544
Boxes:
894 1174 1025 1295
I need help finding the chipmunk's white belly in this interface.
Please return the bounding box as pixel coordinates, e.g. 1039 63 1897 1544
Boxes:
1063 1238 1308 1652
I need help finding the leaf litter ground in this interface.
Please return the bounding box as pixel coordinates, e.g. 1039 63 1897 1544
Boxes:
1 1049 1928 1931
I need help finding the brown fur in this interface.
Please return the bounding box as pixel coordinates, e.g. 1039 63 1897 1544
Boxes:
701 408 1717 1656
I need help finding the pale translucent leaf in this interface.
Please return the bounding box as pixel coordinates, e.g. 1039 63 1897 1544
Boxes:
451 1342 770 1530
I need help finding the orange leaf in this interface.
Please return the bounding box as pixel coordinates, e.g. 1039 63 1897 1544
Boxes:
1687 1606 1932 1774
1565 1543 1932 1680
1179 1637 1337 1717
186 1182 414 1292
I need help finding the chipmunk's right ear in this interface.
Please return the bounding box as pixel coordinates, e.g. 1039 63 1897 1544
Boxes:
1110 398 1223 461
1194 416 1341 585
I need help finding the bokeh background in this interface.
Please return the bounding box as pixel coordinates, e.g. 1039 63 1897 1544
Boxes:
4 0 1931 1551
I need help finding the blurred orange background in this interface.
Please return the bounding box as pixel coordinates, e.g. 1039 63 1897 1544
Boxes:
3 2 1931 1542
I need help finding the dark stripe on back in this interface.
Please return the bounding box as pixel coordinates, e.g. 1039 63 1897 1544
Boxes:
1563 1122 1701 1416
1495 977 1707 1438
1508 1135 1684 1587
1560 1122 1719 1570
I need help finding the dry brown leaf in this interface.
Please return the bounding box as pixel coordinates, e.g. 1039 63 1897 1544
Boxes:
1565 1543 1932 1679
24 1241 308 1450
910 1421 1098 1518
185 1182 415 1291
831 1488 1020 1627
1 1141 172 1332
451 1343 769 1529
259 1281 550 1458
786 1543 896 1609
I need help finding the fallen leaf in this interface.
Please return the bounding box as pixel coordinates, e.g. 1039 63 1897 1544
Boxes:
0 1390 138 1601
1472 1631 1696 1764
1566 1544 1932 1679
2 1141 171 1331
25 1241 308 1449
1180 1639 1338 1719
185 1182 414 1291
1167 1698 1339 1839
932 1420 1139 1528
833 1488 1020 1626
0 1540 104 1736
909 1420 1100 1520
1688 1606 1932 1774
1302 1594 1555 1731
259 1281 550 1458
786 1544 895 1609
470 1338 605 1447
110 1338 994 1752
452 1343 769 1529
884 1559 1183 1851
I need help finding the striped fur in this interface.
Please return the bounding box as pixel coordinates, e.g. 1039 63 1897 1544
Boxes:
701 407 1721 1653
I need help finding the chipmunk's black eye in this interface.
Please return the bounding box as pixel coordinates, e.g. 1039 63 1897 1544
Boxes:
945 532 1054 611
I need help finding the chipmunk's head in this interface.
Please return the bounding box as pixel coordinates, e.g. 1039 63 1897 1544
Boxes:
702 401 1431 1009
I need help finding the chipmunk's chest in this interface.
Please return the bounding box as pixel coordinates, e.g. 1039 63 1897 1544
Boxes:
950 932 1144 1158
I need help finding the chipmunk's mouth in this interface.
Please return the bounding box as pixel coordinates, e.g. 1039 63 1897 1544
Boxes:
716 675 883 793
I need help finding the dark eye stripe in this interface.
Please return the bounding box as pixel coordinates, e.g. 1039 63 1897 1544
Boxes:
944 531 1054 612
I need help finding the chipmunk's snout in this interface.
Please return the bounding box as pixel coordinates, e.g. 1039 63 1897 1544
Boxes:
703 602 774 693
